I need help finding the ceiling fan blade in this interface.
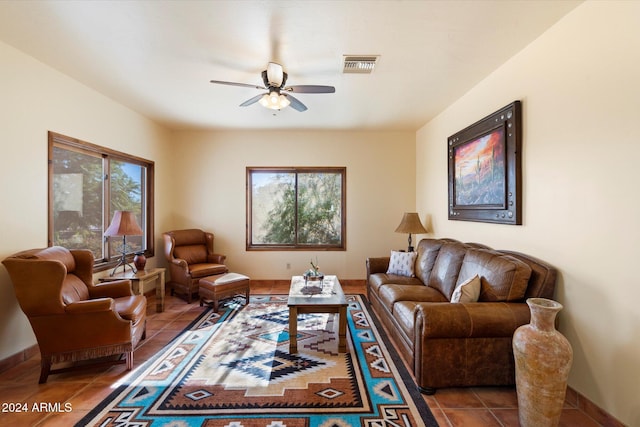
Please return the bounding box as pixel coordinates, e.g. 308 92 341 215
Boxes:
285 85 336 94
210 80 264 90
266 62 284 87
284 94 307 112
239 93 265 107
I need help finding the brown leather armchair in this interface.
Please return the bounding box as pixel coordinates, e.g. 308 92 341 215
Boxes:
163 229 228 303
2 246 147 383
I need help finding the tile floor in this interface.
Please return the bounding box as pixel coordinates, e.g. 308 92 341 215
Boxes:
0 282 604 426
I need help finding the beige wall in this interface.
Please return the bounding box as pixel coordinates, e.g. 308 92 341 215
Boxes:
167 129 416 279
416 2 640 425
0 41 174 360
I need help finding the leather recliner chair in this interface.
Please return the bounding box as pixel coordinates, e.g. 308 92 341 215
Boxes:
163 229 228 303
2 246 147 383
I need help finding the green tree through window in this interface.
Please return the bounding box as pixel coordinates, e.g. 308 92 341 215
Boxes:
247 167 346 250
48 132 154 271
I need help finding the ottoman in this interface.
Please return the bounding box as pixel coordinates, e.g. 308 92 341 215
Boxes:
199 272 250 311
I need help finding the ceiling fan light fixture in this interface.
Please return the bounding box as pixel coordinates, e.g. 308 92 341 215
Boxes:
211 61 333 112
259 91 290 110
279 95 291 109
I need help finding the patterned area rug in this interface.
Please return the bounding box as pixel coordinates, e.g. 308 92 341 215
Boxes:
77 294 437 426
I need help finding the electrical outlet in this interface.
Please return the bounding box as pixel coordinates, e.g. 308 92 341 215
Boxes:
286 263 291 270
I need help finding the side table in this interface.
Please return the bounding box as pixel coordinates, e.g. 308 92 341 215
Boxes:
99 267 166 312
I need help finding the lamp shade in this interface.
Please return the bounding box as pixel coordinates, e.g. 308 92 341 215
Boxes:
394 212 427 234
104 210 143 237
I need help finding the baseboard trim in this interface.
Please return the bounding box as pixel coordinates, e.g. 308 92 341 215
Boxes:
0 344 39 374
565 386 626 427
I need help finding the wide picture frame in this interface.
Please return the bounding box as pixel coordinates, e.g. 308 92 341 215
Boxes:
448 101 522 225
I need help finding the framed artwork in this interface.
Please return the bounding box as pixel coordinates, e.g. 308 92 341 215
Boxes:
448 101 522 225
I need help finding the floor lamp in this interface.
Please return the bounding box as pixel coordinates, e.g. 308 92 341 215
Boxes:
104 210 143 276
394 212 427 252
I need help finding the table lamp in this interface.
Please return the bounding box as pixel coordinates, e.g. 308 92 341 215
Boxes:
394 212 427 252
104 210 143 276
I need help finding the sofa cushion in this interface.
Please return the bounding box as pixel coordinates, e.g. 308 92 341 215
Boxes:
173 244 208 265
31 246 78 273
414 239 446 285
61 274 90 304
171 229 207 246
386 250 417 277
189 263 228 278
427 242 468 299
368 273 423 294
379 284 448 310
459 249 532 302
451 274 481 303
501 250 558 300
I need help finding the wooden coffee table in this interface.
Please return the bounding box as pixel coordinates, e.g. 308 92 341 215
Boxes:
287 275 348 353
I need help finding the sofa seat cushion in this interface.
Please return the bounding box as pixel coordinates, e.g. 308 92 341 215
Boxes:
378 284 448 310
458 249 532 302
189 263 228 278
368 273 423 293
114 295 146 325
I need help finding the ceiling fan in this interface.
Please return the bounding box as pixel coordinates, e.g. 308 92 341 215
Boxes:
210 62 335 112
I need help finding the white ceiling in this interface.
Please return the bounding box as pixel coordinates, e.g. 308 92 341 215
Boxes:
0 0 581 131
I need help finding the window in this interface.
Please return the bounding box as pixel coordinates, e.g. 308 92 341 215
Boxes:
247 167 346 250
48 132 154 271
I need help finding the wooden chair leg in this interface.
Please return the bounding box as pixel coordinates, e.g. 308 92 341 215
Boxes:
39 356 51 384
126 351 133 370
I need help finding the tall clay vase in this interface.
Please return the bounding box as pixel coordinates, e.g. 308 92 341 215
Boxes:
513 298 573 427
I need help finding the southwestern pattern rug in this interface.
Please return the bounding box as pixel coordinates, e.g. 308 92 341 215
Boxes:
77 294 438 426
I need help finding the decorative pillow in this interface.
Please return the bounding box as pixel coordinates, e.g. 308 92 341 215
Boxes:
386 250 417 277
458 249 532 302
451 274 481 303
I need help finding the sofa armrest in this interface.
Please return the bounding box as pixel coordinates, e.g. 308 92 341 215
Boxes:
65 298 115 314
90 280 133 298
208 254 226 264
414 302 531 339
171 258 188 269
366 257 390 279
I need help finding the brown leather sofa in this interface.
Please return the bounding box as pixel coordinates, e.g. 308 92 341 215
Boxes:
163 229 228 303
366 238 557 394
2 246 147 383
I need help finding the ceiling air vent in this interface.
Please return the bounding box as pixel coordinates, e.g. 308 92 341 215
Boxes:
343 55 379 74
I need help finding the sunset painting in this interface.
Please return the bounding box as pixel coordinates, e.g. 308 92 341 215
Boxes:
454 127 505 206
